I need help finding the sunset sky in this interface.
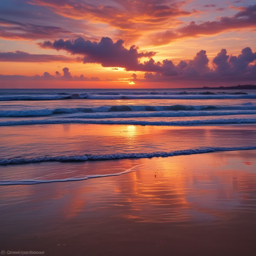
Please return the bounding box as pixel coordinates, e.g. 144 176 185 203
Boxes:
0 0 256 88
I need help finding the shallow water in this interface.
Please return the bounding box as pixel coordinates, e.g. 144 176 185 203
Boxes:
0 151 256 255
1 124 256 160
1 89 256 126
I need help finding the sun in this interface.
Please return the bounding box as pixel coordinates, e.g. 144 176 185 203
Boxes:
128 81 135 85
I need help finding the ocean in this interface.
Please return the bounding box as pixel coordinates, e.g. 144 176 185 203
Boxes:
1 88 256 255
1 88 256 177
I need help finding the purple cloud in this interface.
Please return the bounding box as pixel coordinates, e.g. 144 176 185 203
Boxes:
212 49 230 74
204 5 216 8
0 51 78 62
151 5 256 45
39 37 156 70
0 67 100 81
0 18 72 40
39 35 256 81
216 8 226 12
144 47 256 82
229 47 256 74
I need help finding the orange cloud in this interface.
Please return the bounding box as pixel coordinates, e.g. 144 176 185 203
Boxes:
29 0 200 45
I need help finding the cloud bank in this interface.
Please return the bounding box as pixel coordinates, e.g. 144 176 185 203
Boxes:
144 47 256 82
2 44 256 83
0 67 100 81
39 37 156 70
39 36 256 82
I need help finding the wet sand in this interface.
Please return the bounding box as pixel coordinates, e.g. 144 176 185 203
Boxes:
1 124 256 159
1 150 256 256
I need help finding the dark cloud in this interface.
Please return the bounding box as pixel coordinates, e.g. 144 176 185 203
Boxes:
2 47 255 83
39 36 256 81
212 49 230 74
179 51 210 78
62 67 73 80
216 8 225 12
0 51 78 62
0 18 72 40
131 73 137 81
135 58 162 72
144 47 256 82
158 59 178 76
204 5 216 8
190 50 210 74
0 67 100 81
39 37 156 70
229 47 256 74
151 4 256 45
211 47 256 78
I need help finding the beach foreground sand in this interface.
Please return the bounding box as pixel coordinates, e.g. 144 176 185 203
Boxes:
1 150 256 256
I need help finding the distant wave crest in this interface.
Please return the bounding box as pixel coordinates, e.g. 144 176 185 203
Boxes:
1 116 256 126
0 92 255 101
2 103 256 117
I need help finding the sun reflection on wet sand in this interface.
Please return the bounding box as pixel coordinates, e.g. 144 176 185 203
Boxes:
1 151 256 255
2 124 256 160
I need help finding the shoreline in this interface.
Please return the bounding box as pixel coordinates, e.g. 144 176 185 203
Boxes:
1 145 256 168
1 150 256 256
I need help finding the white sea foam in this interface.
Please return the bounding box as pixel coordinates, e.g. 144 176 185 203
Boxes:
1 104 256 117
65 110 256 119
0 165 142 185
1 93 256 101
1 145 256 166
1 116 256 126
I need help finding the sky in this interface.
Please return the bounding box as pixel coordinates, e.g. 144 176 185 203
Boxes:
0 0 256 88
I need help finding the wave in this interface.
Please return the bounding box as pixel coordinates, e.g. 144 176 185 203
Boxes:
1 103 256 117
0 95 72 101
1 145 256 167
1 116 256 126
0 165 142 186
65 110 256 119
86 94 256 100
1 93 256 101
0 93 90 101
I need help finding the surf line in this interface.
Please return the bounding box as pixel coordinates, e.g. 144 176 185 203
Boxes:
0 164 143 186
2 145 256 166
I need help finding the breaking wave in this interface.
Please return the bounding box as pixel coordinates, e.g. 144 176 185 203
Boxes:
1 103 256 117
1 145 256 167
1 116 256 126
0 92 256 101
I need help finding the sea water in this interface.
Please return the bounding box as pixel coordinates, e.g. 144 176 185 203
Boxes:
1 88 256 184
